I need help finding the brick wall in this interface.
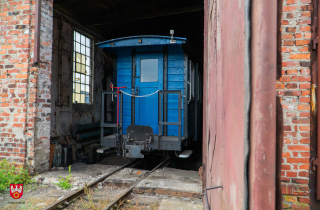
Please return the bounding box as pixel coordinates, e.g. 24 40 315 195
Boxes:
278 0 312 209
0 0 53 173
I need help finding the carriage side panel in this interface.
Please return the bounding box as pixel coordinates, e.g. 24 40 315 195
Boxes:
116 49 132 134
167 46 185 137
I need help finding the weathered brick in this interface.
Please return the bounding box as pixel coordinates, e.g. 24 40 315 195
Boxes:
300 83 310 89
297 105 310 110
282 61 299 67
283 6 298 12
287 83 298 89
286 27 296 32
282 47 292 53
299 126 310 131
301 5 311 11
285 195 298 203
299 97 310 103
300 26 311 32
297 19 311 25
296 40 310 46
288 145 309 151
284 40 294 46
283 34 293 39
291 76 311 82
0 0 53 174
276 83 285 89
287 0 297 4
289 54 310 60
287 13 294 18
286 69 298 75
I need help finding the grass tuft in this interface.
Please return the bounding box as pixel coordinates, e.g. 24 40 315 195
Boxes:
0 159 33 192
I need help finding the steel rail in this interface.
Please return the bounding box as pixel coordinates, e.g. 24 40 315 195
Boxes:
42 159 138 210
103 158 170 210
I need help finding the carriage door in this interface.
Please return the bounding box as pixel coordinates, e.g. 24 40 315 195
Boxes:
135 52 163 134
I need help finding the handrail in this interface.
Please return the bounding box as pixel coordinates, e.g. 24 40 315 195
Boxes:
101 90 123 153
158 90 182 151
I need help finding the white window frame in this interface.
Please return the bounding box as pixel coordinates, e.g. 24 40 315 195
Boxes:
72 31 93 104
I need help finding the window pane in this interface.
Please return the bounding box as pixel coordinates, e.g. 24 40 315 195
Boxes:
81 45 85 54
81 74 85 83
76 53 81 62
86 66 90 75
82 65 86 74
140 59 158 82
86 76 90 85
80 94 85 103
81 35 85 44
75 93 80 103
76 42 80 53
86 37 90 47
86 47 90 56
73 93 76 102
85 95 90 103
76 63 81 73
81 84 86 93
75 32 80 42
75 83 80 93
85 85 89 93
86 57 90 66
75 73 80 82
81 55 86 64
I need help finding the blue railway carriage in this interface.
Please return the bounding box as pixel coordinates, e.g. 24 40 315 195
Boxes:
97 35 201 158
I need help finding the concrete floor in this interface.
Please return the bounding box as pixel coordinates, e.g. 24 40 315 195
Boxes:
136 167 202 197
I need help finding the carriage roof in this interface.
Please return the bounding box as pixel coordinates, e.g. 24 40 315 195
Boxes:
96 35 188 49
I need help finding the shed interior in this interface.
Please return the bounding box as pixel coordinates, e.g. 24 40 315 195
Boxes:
50 0 204 170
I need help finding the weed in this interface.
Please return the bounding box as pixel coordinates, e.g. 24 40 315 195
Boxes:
55 165 72 190
0 159 33 192
118 200 146 210
77 184 108 210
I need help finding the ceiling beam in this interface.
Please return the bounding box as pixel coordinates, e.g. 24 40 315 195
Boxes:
87 5 203 27
80 0 160 25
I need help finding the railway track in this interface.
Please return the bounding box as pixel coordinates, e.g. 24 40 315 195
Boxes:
42 158 170 210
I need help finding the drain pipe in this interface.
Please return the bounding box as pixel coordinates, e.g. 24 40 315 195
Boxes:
250 0 277 209
316 0 320 200
33 0 41 65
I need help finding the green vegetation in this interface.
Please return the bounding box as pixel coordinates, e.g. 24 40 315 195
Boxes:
55 165 72 189
0 159 33 192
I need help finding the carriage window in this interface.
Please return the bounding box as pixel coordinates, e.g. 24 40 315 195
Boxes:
73 31 92 104
140 59 158 82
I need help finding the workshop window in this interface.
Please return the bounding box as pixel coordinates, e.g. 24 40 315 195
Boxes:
73 31 92 104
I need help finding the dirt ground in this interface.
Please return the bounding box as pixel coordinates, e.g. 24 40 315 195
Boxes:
0 160 203 209
0 183 203 210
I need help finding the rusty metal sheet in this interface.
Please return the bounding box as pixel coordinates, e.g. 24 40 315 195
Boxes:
203 0 277 209
202 0 250 209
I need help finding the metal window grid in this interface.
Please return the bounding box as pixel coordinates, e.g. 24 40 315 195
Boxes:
73 31 92 104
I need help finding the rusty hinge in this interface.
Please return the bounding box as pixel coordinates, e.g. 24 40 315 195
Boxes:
311 157 318 171
312 36 319 50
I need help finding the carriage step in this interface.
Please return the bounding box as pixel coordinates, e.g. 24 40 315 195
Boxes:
96 147 111 154
178 150 193 158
